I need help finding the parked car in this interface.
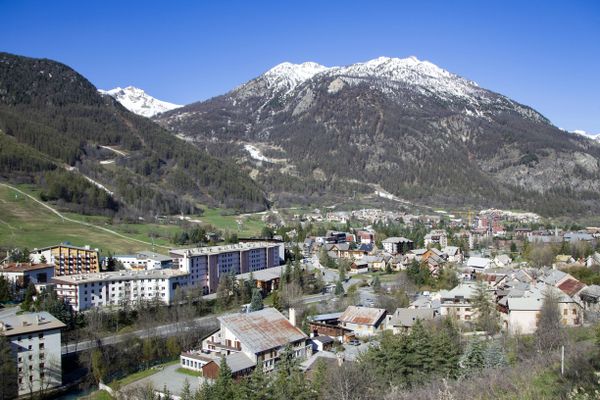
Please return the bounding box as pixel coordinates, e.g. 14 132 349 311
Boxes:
348 339 361 346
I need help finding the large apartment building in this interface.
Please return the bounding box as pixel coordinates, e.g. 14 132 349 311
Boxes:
169 242 283 295
31 244 100 276
0 312 65 397
52 269 189 311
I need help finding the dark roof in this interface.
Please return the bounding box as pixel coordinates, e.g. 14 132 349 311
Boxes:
557 278 586 297
0 263 54 273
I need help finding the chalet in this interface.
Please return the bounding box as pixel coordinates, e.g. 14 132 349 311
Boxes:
198 307 309 375
493 254 512 268
338 306 387 337
437 283 479 323
385 308 435 334
580 285 600 313
442 246 463 263
307 312 352 341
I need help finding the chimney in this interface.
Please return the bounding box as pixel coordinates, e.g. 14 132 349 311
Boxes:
289 307 297 327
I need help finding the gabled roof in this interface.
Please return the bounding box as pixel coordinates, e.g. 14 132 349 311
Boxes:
339 306 386 326
557 278 586 297
580 285 600 298
389 308 434 327
466 257 491 268
218 308 307 355
442 246 460 256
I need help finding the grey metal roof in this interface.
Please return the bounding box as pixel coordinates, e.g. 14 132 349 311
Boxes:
223 351 256 373
382 237 413 244
218 308 307 355
309 312 343 322
389 308 434 327
339 306 386 326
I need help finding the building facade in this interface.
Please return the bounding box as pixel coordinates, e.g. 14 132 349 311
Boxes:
170 242 283 295
0 312 65 397
52 269 188 311
31 244 100 276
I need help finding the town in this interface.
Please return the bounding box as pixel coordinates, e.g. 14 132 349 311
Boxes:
1 207 600 399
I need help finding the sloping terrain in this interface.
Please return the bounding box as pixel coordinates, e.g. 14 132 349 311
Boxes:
156 57 600 216
0 52 268 215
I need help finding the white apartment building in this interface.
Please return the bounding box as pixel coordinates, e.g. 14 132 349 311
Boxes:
52 269 188 311
424 230 448 248
169 242 283 295
114 251 173 270
0 312 65 397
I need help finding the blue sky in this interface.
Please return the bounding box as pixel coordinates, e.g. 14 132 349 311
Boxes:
1 0 599 132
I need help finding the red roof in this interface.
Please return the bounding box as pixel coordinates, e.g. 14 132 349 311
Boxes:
0 263 53 273
557 278 586 297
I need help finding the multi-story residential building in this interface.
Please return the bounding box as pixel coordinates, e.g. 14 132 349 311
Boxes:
31 244 100 276
169 242 283 295
52 269 188 311
424 230 448 248
381 237 414 255
437 283 479 323
113 251 173 270
181 308 309 379
0 263 55 294
0 312 65 397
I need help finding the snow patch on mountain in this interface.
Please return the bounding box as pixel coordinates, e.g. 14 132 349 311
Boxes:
244 144 271 162
99 86 182 117
263 62 328 94
572 130 600 142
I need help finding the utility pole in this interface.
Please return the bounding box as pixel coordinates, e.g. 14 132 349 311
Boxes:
561 345 565 376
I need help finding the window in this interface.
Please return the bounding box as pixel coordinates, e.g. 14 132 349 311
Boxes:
563 309 568 315
38 333 44 339
39 343 44 350
28 345 32 350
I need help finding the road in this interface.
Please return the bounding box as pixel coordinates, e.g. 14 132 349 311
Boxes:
61 315 217 355
0 305 19 319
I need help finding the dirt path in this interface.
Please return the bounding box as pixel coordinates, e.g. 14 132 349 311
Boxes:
0 183 169 249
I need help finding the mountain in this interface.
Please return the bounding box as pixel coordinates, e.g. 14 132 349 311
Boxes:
155 56 600 217
99 86 182 117
0 52 268 216
572 130 600 142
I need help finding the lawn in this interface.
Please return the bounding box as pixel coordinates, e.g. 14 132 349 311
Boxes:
176 367 201 377
0 183 269 256
0 185 173 254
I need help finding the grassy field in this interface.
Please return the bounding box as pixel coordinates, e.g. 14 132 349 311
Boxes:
0 184 268 256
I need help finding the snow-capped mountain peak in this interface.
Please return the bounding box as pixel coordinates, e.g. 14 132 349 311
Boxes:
98 86 182 117
263 61 329 92
572 129 600 142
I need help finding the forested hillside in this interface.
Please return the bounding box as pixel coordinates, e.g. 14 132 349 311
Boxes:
0 52 268 215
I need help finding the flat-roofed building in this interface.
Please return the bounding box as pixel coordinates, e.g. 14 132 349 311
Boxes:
52 269 188 311
0 312 65 397
169 242 283 295
114 251 173 270
0 263 55 293
31 244 100 276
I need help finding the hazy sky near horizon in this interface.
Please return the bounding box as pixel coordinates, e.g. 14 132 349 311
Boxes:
1 0 599 132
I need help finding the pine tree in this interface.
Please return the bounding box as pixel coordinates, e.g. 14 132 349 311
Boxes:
0 276 12 303
213 356 235 399
334 280 344 296
372 275 381 293
459 340 487 372
483 340 507 369
250 288 264 312
472 280 500 334
180 379 193 400
0 335 18 400
20 282 37 311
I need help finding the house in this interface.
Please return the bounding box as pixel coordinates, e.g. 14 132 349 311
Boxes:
357 230 375 245
350 259 369 274
499 285 583 334
338 306 387 337
199 307 309 374
310 335 335 352
586 253 600 267
307 313 352 341
0 263 55 294
381 237 414 255
580 285 600 313
493 254 512 268
0 312 65 397
442 246 463 263
235 265 283 295
466 257 492 271
361 256 386 271
113 251 172 270
30 244 100 276
385 308 435 334
437 283 479 323
424 230 448 248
